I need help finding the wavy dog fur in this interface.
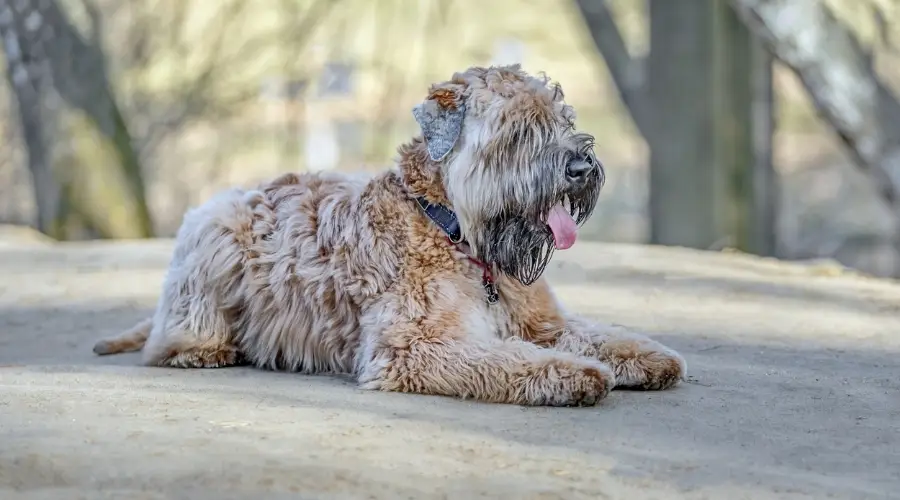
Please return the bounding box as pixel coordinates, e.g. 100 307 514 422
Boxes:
93 65 686 406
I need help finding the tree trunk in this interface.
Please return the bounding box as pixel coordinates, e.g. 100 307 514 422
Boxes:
573 0 776 253
647 0 772 250
747 40 778 256
730 0 900 273
0 0 153 240
718 7 778 256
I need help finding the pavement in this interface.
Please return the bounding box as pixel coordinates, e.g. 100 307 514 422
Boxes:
1 229 898 499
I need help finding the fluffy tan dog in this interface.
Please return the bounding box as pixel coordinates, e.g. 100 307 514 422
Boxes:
93 65 686 406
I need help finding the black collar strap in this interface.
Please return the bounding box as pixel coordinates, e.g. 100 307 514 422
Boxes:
414 195 499 304
415 196 463 243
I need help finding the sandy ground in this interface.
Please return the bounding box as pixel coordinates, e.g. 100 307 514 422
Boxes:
1 229 899 499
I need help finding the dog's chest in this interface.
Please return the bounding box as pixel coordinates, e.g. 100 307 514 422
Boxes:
459 292 518 341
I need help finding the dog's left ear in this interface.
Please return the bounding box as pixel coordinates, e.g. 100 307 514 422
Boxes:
412 87 465 162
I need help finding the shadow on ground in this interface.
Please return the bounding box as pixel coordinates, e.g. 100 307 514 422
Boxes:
1 298 897 499
2 239 899 499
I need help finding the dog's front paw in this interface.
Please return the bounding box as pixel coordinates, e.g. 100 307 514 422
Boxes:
522 359 615 407
601 339 686 390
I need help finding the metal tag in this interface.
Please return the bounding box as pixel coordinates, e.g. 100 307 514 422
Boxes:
483 278 499 305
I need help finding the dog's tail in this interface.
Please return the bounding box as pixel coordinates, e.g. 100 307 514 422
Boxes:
93 317 152 355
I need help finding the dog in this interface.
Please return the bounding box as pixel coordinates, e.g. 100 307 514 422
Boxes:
93 65 686 406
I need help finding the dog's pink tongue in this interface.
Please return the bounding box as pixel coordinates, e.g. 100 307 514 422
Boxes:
547 203 577 250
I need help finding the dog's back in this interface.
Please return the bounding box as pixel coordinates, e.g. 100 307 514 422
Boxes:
94 170 409 372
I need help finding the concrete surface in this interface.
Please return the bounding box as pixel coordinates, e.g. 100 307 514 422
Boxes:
1 230 898 499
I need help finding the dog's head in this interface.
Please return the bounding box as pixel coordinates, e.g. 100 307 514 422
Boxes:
412 64 605 286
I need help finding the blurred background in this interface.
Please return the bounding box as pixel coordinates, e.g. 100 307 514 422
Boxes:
2 0 900 278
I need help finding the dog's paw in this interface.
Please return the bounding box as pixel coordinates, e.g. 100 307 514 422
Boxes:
525 359 615 407
165 344 247 369
638 349 686 390
601 339 686 390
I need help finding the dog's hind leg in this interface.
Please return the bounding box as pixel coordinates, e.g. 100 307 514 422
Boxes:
141 306 245 369
139 278 245 369
93 318 153 355
145 331 245 369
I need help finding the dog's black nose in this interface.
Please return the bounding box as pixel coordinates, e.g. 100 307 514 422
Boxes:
565 158 596 183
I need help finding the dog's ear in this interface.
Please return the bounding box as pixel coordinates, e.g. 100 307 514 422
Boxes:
412 87 465 162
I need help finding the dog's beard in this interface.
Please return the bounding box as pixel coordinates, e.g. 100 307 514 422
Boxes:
475 168 603 287
480 215 556 286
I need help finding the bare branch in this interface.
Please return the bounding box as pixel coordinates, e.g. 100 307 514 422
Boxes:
731 0 900 274
572 0 651 138
730 0 900 207
138 0 338 154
